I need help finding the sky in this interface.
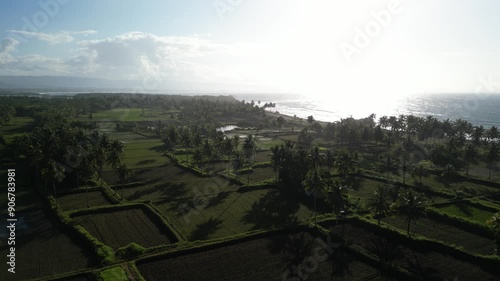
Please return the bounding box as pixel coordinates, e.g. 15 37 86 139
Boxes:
1 0 500 97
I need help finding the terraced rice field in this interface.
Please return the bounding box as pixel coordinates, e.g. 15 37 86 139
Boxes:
0 209 95 281
437 202 496 224
137 232 382 281
154 189 314 241
246 166 275 183
72 207 175 249
58 190 112 211
108 164 240 202
320 220 499 280
381 216 495 255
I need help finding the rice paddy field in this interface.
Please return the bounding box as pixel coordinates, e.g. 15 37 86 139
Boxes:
2 105 500 281
436 202 497 224
0 209 95 281
381 216 496 255
58 190 113 211
71 207 175 249
154 189 314 241
321 220 499 281
137 232 383 281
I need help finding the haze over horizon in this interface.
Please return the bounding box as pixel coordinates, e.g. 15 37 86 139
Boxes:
1 0 500 99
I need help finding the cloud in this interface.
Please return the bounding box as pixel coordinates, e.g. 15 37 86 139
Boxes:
0 38 19 53
6 30 73 44
0 31 263 90
70 30 98 36
5 30 98 45
73 32 234 82
0 38 20 64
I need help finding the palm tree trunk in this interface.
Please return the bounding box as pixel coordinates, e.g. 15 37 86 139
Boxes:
53 182 57 200
227 155 231 179
314 194 317 226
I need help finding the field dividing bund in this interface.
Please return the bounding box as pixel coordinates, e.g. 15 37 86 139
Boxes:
154 189 315 241
0 209 95 281
57 189 113 211
136 230 382 281
71 205 178 250
319 218 499 280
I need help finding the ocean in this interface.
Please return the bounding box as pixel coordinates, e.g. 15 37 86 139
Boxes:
233 93 500 128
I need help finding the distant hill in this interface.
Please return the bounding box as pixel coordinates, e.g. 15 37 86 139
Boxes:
0 75 269 94
0 75 140 91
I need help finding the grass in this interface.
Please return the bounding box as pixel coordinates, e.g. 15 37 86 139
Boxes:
72 207 174 249
98 267 128 281
0 116 34 142
437 202 496 224
103 134 170 170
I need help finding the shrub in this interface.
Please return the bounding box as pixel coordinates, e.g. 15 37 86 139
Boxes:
116 243 147 259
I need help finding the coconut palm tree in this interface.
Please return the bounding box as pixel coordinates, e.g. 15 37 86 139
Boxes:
42 160 65 200
302 168 325 226
326 149 335 172
242 135 258 184
107 139 124 169
335 150 357 180
116 162 131 199
487 126 499 141
270 145 281 183
243 134 257 162
472 125 485 146
192 148 203 167
486 212 500 255
276 116 286 132
367 185 392 225
311 146 322 169
464 143 478 175
181 127 192 163
487 142 499 179
393 190 427 236
223 137 234 178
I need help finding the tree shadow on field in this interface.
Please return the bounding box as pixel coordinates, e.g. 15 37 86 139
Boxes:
189 217 223 241
136 159 157 165
205 192 230 209
349 177 364 191
158 182 188 199
149 145 166 153
126 182 187 201
404 249 441 281
241 190 299 230
455 201 473 217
